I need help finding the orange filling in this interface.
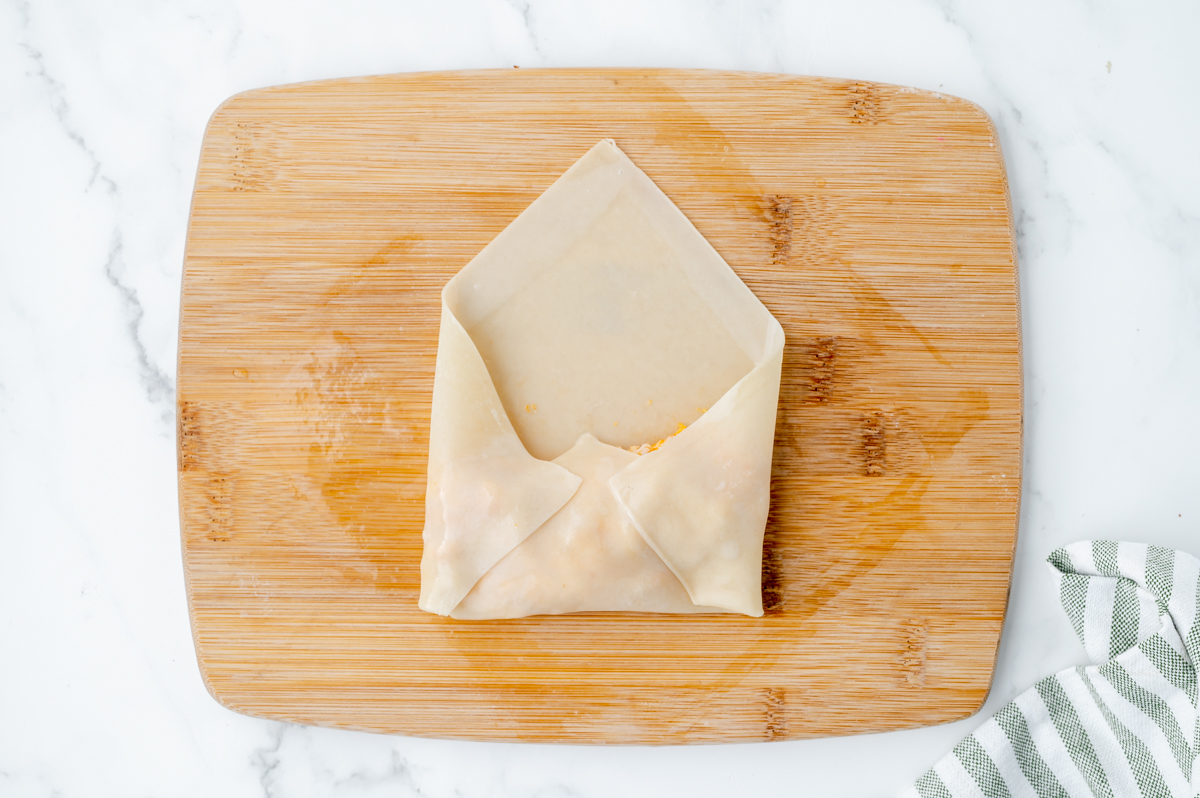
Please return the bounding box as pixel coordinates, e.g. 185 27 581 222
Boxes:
627 422 687 456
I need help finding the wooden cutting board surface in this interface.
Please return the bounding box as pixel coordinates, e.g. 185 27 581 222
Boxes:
179 69 1021 743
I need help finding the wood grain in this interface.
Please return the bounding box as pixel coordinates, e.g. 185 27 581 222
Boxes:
178 69 1021 743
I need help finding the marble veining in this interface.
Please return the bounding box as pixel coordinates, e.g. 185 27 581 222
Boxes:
2 0 1198 795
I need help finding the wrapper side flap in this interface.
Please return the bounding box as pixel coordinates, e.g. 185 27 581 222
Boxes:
610 327 784 617
418 311 582 615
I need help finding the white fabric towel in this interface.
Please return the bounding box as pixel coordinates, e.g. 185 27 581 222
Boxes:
905 540 1200 798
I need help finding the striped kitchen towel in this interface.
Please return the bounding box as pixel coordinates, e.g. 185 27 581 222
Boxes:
904 540 1200 798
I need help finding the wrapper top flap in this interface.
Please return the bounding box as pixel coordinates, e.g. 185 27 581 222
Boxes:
446 139 760 462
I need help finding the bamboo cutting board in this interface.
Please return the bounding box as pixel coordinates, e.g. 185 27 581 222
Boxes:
179 69 1021 743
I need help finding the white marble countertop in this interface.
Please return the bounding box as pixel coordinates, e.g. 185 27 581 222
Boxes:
3 1 1198 795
